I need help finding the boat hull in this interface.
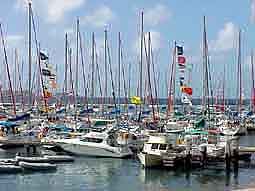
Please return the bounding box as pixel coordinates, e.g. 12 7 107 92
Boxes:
137 152 162 168
58 142 132 158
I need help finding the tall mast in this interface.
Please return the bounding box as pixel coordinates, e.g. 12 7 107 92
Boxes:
0 24 16 115
147 32 155 121
104 29 108 109
28 2 32 108
69 48 75 106
251 50 255 112
64 33 68 113
138 11 144 121
222 63 226 112
202 16 210 113
118 32 121 108
237 30 242 113
91 32 95 107
75 18 79 116
167 41 176 117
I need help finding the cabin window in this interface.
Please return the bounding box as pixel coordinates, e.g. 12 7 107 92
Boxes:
151 143 159 149
81 137 103 143
159 144 167 150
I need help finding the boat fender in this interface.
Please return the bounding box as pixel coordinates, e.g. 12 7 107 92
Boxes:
38 133 43 139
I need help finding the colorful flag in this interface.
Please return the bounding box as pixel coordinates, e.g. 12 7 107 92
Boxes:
179 68 185 73
50 80 57 89
176 46 183 55
186 63 193 71
130 96 142 105
40 52 49 60
43 90 52 99
177 56 186 64
181 86 192 95
178 64 185 69
42 68 51 76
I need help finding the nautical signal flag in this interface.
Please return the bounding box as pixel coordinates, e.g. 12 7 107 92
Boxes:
130 96 142 105
178 56 186 64
181 86 192 96
43 90 52 99
42 68 51 76
40 52 49 61
176 46 183 55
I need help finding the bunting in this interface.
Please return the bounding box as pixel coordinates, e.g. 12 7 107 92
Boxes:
176 44 193 101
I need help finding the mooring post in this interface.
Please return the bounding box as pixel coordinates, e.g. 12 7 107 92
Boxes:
225 139 231 172
32 145 37 155
232 138 239 172
26 145 30 155
202 145 207 167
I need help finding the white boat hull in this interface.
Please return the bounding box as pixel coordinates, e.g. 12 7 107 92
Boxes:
137 152 162 168
58 142 132 158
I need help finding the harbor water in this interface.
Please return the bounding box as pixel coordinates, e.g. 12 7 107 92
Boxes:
0 135 255 191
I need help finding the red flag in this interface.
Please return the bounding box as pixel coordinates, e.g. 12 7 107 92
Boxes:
178 56 186 64
181 86 192 95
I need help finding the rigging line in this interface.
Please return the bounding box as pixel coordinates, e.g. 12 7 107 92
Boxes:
31 8 48 111
106 35 118 119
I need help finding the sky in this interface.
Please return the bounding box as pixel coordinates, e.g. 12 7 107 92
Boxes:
0 0 254 99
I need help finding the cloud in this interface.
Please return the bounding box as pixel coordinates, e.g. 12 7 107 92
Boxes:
251 0 255 23
209 22 238 52
15 0 86 23
81 5 114 28
133 30 162 53
144 4 170 26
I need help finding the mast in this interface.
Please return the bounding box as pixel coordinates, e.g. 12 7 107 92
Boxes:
147 32 155 121
138 11 144 122
237 30 242 113
75 18 79 117
222 63 226 112
106 33 118 119
104 29 108 110
0 24 16 115
167 41 176 117
69 48 75 107
118 32 121 108
202 16 210 115
91 32 95 107
251 50 255 112
64 33 68 113
28 2 32 108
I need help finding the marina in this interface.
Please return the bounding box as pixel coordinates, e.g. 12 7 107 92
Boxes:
1 0 255 190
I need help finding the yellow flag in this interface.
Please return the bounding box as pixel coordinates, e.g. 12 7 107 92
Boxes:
130 96 142 105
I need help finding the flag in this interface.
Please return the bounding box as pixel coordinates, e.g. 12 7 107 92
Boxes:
176 46 183 55
179 68 185 73
178 56 186 64
42 68 51 76
179 76 185 80
187 63 193 71
181 86 192 95
40 52 49 60
50 80 57 89
43 90 52 99
130 96 142 105
178 64 185 69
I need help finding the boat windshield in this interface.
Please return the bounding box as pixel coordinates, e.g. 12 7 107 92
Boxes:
81 137 103 143
151 143 159 149
159 144 167 150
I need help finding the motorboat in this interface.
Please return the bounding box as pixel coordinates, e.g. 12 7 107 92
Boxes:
51 127 133 158
19 161 57 171
137 134 172 168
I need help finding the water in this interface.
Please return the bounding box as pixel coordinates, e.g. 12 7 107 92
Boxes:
1 135 255 191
